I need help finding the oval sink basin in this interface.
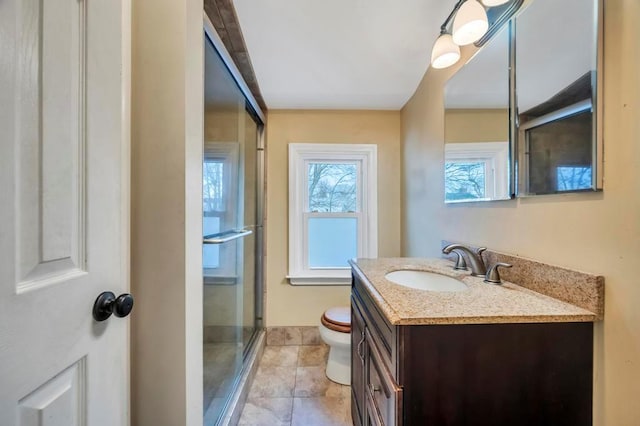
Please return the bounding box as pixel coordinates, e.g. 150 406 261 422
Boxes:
385 270 468 292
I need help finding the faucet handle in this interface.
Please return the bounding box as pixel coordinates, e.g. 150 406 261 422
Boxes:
484 262 512 284
451 250 467 270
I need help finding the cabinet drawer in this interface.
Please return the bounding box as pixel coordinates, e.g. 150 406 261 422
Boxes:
353 275 395 368
366 329 402 426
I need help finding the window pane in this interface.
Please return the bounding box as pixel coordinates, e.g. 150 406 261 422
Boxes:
203 161 225 213
557 166 592 191
308 217 357 268
445 161 486 201
307 163 357 212
526 110 593 194
203 161 224 270
203 216 220 269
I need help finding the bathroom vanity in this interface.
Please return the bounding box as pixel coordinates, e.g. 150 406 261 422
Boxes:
349 258 598 426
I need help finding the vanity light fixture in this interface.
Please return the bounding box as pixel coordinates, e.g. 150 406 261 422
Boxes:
431 0 506 69
481 0 510 6
430 33 461 69
452 0 489 45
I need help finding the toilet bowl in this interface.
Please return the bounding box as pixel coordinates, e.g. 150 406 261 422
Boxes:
318 307 351 385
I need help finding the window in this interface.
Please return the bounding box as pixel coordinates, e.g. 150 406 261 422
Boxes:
445 161 488 202
288 144 377 285
556 166 592 191
444 142 509 202
203 142 239 279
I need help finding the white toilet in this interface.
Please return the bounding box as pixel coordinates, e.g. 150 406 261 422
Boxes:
318 306 351 385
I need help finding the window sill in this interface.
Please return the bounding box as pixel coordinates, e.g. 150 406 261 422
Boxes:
287 275 352 286
203 276 238 286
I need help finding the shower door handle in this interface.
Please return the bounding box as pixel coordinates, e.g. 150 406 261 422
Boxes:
203 229 253 244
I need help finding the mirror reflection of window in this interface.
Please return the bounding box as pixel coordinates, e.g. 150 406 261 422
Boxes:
557 166 592 191
445 161 487 202
444 142 509 203
443 23 511 203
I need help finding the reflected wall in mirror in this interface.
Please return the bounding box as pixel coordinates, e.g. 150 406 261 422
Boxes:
444 24 512 203
516 0 602 195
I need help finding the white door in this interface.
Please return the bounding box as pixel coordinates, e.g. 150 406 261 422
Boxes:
0 0 130 424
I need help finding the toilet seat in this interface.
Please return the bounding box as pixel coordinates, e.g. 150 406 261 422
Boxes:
319 306 352 385
321 307 351 333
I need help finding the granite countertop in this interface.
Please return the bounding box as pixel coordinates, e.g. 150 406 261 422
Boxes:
350 258 598 325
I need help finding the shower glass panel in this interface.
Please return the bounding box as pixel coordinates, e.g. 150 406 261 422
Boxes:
203 31 260 424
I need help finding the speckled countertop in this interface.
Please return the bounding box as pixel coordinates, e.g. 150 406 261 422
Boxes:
350 258 598 325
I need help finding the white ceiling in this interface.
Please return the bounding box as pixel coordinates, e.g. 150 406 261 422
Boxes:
233 0 453 110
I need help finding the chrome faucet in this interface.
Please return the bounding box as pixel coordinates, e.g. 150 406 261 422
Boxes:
450 250 467 270
442 244 487 276
484 262 513 284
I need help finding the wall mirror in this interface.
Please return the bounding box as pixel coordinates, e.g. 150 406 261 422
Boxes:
515 0 602 196
444 23 513 203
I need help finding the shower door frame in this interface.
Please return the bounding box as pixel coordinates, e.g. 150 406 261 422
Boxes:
203 10 265 338
203 10 266 423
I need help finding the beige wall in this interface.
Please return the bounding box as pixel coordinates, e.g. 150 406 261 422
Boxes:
204 108 239 141
266 110 402 326
131 0 203 424
400 0 639 424
445 109 509 143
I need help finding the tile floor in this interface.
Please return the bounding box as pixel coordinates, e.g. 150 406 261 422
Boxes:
238 344 352 426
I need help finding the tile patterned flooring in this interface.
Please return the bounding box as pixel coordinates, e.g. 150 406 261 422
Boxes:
238 344 352 426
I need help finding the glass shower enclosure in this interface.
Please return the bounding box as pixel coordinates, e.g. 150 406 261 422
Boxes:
202 17 264 425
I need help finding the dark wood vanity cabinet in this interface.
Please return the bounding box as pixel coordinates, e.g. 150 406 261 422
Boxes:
351 273 594 426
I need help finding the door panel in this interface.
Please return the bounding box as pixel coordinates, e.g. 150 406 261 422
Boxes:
0 0 129 424
15 0 86 292
18 358 86 426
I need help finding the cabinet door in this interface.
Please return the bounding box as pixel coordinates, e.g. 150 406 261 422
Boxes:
351 297 367 426
366 389 384 426
366 329 403 426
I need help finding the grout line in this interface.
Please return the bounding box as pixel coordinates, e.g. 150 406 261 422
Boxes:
288 396 294 426
292 345 300 398
290 344 301 426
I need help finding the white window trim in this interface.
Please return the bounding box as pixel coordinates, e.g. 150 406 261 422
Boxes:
203 141 240 281
288 143 377 286
444 141 509 202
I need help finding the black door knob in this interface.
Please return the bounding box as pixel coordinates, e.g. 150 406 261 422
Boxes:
93 291 134 322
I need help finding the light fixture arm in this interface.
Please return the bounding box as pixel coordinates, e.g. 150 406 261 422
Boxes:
440 0 467 34
431 0 522 69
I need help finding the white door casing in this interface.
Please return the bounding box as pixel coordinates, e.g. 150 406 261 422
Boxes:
0 0 130 424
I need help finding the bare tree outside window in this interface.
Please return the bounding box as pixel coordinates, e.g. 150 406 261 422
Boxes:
203 161 225 213
444 161 486 202
308 163 357 212
556 166 592 191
